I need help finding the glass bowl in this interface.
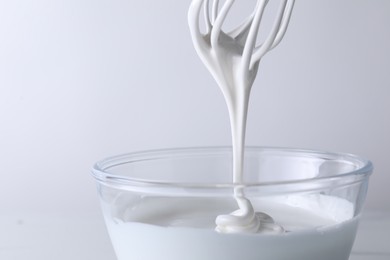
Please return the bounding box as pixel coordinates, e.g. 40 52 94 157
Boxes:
92 146 372 260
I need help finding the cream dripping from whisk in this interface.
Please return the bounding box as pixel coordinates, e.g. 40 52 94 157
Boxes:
188 0 295 234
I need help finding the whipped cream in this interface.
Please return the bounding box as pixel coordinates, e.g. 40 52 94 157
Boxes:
104 194 358 260
188 0 295 233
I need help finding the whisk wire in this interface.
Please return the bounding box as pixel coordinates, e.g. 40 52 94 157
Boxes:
211 0 235 48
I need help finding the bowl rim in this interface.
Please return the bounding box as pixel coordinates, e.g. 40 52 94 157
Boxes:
91 146 373 190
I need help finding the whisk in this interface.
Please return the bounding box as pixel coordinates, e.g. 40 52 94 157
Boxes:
188 0 295 184
188 0 295 95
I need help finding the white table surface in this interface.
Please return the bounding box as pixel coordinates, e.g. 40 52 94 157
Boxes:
1 211 389 260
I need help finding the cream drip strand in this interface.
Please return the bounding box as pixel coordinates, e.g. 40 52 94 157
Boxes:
188 0 295 234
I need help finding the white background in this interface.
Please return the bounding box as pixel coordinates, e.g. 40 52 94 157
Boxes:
0 0 389 222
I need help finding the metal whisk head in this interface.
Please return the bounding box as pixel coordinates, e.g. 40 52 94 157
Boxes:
188 0 295 80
